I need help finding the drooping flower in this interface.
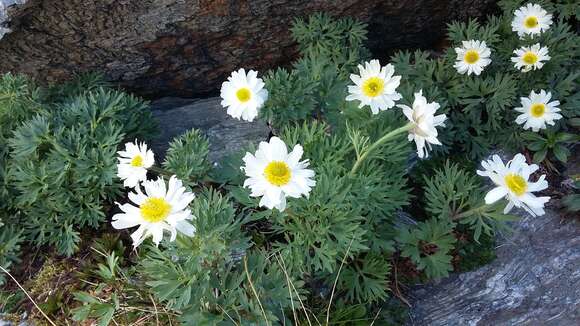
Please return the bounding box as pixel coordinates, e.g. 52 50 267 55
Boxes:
477 154 549 217
220 68 268 122
241 137 315 211
512 3 553 38
515 90 562 132
112 176 196 247
346 59 402 115
397 90 447 159
511 44 550 72
453 40 492 76
117 140 155 188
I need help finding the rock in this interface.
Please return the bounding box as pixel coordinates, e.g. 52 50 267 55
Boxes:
149 97 270 162
0 0 496 98
407 209 580 326
0 0 26 38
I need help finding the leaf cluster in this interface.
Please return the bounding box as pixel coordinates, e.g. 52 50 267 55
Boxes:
0 76 155 268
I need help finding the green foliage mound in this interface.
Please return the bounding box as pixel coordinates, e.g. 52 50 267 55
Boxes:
0 74 155 276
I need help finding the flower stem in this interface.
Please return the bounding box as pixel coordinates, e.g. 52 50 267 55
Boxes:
350 123 414 175
452 204 488 221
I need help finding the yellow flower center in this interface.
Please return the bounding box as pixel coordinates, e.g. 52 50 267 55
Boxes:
504 173 527 196
236 88 251 103
522 51 538 65
362 77 385 98
464 50 480 64
524 16 538 29
264 161 291 186
131 155 144 167
530 103 546 117
140 197 172 223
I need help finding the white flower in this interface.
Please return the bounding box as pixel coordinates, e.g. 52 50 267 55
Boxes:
515 90 562 132
241 137 315 211
453 40 492 76
112 176 196 247
346 59 402 114
117 140 155 188
477 154 549 217
220 68 268 122
512 3 553 38
397 90 446 159
511 44 550 72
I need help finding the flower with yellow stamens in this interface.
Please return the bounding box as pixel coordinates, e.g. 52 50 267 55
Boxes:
220 68 268 122
453 40 492 76
477 154 549 217
512 3 552 38
117 140 155 188
515 90 562 132
511 43 550 72
241 137 315 211
346 59 402 115
112 176 196 247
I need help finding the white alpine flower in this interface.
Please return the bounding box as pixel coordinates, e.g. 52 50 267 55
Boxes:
511 43 550 72
397 90 447 159
346 59 402 114
220 68 268 122
241 137 315 211
512 3 553 38
453 40 492 76
515 90 562 132
112 176 196 248
117 140 155 188
477 153 549 217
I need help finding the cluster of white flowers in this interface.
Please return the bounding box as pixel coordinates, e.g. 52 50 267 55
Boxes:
459 4 554 216
115 137 316 247
115 140 196 248
509 4 560 131
114 3 559 247
453 3 552 75
344 59 447 158
451 4 561 132
220 60 447 160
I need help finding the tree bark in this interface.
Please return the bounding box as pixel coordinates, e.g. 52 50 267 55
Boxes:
0 0 496 98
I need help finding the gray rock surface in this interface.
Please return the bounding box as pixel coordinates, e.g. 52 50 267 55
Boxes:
408 209 580 326
0 0 26 38
149 97 270 162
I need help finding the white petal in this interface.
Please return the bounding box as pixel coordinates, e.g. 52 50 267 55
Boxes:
485 187 508 204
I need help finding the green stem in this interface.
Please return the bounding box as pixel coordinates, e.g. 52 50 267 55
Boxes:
452 204 488 221
350 123 414 175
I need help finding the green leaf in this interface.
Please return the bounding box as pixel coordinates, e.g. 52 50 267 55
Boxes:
527 141 546 151
552 145 570 163
533 148 547 163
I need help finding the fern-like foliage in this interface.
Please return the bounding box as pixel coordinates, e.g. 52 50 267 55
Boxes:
163 128 211 187
424 162 517 240
140 190 304 324
396 219 456 279
1 77 154 258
